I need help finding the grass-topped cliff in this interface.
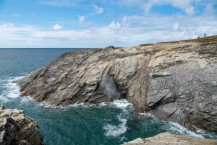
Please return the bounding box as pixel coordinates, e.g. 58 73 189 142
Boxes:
140 35 217 46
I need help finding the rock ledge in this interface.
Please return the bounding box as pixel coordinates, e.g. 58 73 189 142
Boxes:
122 132 217 145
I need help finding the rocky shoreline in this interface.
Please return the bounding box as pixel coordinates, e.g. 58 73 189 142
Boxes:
122 132 217 145
0 105 44 145
15 37 217 133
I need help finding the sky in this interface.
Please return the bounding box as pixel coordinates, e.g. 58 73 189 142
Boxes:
0 0 217 48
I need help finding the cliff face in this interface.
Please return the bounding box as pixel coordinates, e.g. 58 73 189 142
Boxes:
122 132 217 145
16 38 217 132
0 106 44 145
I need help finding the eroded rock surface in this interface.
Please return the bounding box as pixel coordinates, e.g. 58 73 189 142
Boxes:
122 132 217 145
15 40 217 132
0 105 44 145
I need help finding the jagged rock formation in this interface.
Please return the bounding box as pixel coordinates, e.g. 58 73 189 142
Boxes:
122 132 217 145
15 37 217 132
0 105 44 145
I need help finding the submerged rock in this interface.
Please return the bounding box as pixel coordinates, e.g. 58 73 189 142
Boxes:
122 132 217 145
15 39 217 132
0 105 44 145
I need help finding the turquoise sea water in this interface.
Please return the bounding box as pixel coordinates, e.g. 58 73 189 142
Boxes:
0 48 216 145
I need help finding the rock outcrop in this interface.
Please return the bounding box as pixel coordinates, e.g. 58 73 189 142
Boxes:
0 105 44 145
122 132 217 145
15 36 217 132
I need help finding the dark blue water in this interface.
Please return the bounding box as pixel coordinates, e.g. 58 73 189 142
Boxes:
0 48 216 145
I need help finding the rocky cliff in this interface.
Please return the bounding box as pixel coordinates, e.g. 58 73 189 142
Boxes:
0 106 44 145
122 132 217 145
16 36 217 132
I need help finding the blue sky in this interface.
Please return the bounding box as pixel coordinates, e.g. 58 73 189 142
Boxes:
0 0 217 48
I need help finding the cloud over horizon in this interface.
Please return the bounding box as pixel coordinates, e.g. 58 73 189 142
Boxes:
0 0 216 48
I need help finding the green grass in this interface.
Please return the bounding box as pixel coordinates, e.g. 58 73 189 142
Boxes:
139 35 217 46
191 35 217 43
139 43 154 46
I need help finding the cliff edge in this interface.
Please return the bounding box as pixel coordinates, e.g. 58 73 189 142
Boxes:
16 36 217 132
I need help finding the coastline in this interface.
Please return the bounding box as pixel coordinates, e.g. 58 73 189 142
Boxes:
15 38 217 133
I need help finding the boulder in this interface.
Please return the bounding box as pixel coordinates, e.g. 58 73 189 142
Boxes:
0 105 44 145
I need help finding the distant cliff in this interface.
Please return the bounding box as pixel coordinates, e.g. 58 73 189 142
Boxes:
0 106 44 145
16 36 217 132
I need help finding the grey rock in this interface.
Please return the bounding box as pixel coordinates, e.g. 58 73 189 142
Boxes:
212 95 217 101
0 105 44 145
15 41 217 132
104 46 116 49
122 132 217 145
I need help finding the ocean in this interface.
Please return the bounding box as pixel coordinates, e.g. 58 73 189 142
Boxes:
0 48 216 145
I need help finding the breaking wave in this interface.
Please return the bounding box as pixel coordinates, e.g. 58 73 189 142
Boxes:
0 76 24 102
103 99 133 137
169 122 203 138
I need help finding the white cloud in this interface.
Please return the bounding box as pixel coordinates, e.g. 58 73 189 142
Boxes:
185 6 194 15
31 30 92 40
204 3 216 15
79 15 85 24
144 0 195 15
0 23 40 47
117 0 144 7
39 0 77 6
144 3 152 13
94 5 104 14
53 24 62 30
108 21 121 30
173 22 179 31
0 14 217 48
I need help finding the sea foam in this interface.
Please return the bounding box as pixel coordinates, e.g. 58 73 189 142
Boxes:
169 122 204 138
0 76 24 102
103 115 127 137
111 99 133 110
103 99 132 137
138 112 212 139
